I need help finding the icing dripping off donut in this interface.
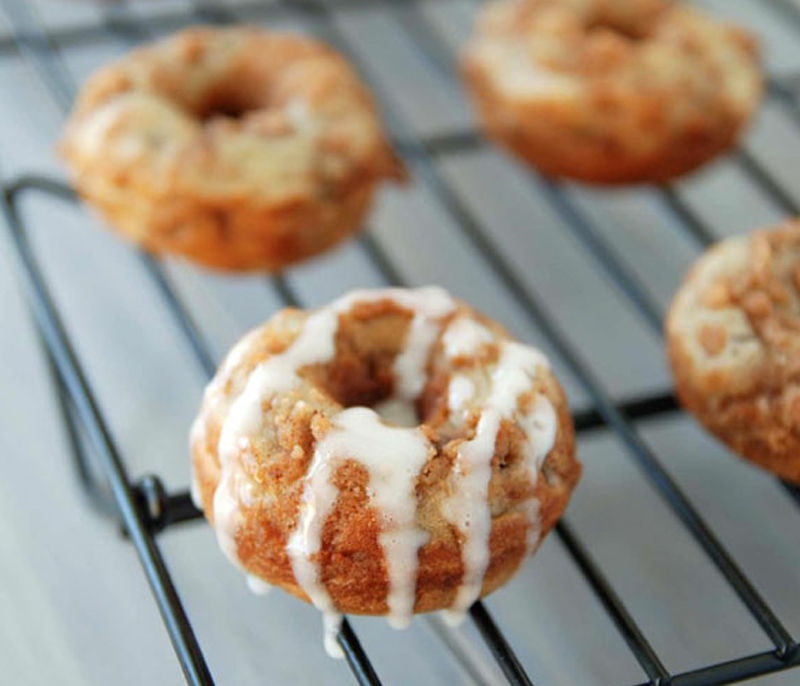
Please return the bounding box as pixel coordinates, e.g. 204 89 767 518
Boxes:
441 320 557 625
447 375 476 417
246 575 272 596
189 465 203 512
518 394 557 552
441 409 500 624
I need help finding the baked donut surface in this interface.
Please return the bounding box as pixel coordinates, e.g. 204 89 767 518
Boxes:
667 221 800 482
60 27 404 271
462 0 761 184
191 286 579 653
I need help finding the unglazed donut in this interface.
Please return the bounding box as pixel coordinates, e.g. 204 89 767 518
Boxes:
667 221 800 483
60 27 404 271
191 286 579 654
462 0 761 184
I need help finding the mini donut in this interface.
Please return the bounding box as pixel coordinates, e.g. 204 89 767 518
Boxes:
60 27 404 271
190 286 579 654
667 221 800 483
461 0 761 184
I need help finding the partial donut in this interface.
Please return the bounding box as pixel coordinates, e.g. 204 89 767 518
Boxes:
667 221 800 483
60 27 404 271
462 0 761 184
191 286 579 654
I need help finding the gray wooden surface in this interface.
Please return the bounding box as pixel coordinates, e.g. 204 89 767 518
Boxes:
2 0 800 684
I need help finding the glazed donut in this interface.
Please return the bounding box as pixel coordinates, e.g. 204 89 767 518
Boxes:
191 286 579 654
667 221 800 483
60 27 404 271
462 0 761 184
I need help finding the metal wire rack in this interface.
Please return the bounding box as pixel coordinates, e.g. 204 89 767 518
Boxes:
2 0 800 685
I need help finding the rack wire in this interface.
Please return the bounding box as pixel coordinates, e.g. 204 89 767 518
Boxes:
2 0 800 685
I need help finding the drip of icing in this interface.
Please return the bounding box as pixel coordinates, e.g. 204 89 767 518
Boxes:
190 472 203 511
189 400 216 510
443 316 491 427
284 97 313 130
442 317 494 359
212 308 343 561
212 468 254 565
442 339 557 624
487 342 551 414
285 441 343 658
389 288 456 400
323 612 344 659
246 575 272 596
441 409 500 626
448 375 476 417
288 407 432 635
189 409 211 512
518 395 557 552
394 315 443 399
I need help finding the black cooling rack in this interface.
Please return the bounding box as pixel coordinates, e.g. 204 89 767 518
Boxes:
2 0 800 684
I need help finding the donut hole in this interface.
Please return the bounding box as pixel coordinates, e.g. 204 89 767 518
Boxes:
197 99 254 121
191 72 275 121
320 365 423 428
320 358 398 412
309 310 427 427
195 88 265 121
585 16 648 41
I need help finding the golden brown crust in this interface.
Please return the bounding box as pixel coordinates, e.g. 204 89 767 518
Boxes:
666 220 800 482
60 27 404 272
461 0 762 185
191 293 580 615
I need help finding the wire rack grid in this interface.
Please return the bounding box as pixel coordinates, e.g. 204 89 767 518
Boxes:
2 1 800 685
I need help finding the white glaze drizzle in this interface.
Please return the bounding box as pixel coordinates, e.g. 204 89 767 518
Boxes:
518 395 557 552
212 287 454 655
441 409 500 626
189 464 203 511
284 97 313 131
442 317 493 359
487 342 551 415
323 612 344 660
286 432 342 658
447 375 476 418
394 313 443 399
189 394 215 513
442 331 557 625
287 407 432 648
